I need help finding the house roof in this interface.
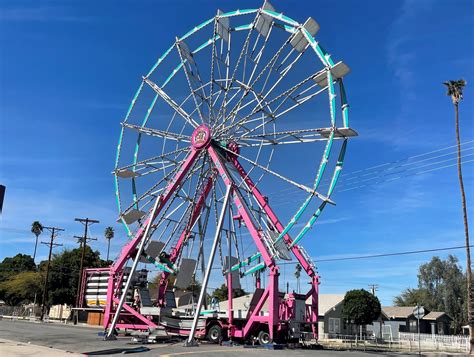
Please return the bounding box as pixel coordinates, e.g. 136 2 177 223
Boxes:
383 306 417 318
423 311 451 321
315 294 345 316
382 306 451 321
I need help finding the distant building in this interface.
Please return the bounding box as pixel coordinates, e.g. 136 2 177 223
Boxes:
315 294 388 338
382 306 452 338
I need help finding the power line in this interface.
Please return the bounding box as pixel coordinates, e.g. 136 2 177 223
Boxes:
269 139 474 198
271 156 474 206
340 140 474 180
338 159 474 193
276 244 474 266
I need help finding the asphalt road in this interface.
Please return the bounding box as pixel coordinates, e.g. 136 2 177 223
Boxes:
0 319 456 357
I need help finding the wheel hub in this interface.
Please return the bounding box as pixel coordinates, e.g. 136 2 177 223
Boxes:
191 125 211 150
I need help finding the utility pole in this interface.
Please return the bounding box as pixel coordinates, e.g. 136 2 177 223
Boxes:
368 284 379 295
74 218 99 310
40 226 64 321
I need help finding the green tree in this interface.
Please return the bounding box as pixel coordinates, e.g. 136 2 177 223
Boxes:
31 221 43 261
0 271 43 305
394 288 429 307
46 246 105 306
342 289 381 336
104 226 114 261
394 255 467 332
0 254 36 282
443 79 471 351
211 283 246 301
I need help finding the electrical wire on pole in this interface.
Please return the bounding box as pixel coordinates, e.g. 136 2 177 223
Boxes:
268 139 474 200
40 226 64 321
73 218 99 317
368 284 379 295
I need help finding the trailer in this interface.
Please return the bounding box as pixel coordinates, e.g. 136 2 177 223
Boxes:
81 267 316 344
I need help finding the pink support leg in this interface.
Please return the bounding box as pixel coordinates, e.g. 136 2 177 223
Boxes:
104 148 201 331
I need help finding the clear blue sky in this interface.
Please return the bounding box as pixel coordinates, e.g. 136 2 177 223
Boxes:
0 0 473 306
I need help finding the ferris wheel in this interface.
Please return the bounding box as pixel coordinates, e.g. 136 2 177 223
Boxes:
105 1 356 343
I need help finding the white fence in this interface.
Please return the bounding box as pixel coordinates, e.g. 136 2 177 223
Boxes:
399 332 469 352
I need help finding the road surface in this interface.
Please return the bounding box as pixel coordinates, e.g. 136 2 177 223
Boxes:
0 319 456 356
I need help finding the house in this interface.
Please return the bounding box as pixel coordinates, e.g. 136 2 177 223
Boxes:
382 306 452 338
423 311 451 335
316 294 346 337
316 294 389 338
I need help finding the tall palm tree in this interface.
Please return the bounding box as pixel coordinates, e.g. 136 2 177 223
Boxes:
31 221 43 261
294 263 302 293
443 79 472 352
104 226 115 261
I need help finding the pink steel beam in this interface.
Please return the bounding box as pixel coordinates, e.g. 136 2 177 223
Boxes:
156 174 215 306
112 297 158 328
208 145 281 340
207 146 274 267
112 148 201 273
230 155 319 338
230 156 317 277
169 175 215 263
238 288 270 338
104 148 201 329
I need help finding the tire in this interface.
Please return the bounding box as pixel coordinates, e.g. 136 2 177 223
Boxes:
207 325 222 344
257 330 272 345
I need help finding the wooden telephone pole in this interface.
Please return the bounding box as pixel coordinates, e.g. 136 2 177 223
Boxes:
74 218 99 309
40 226 64 320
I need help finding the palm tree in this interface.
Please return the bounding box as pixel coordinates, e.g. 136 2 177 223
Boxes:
294 263 302 293
104 226 115 261
31 221 43 261
443 79 472 352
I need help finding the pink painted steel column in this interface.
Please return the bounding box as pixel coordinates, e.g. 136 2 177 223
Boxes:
268 267 280 341
230 154 320 337
104 130 207 330
111 147 201 274
157 174 214 306
208 145 280 341
311 275 319 339
207 145 274 266
230 156 317 277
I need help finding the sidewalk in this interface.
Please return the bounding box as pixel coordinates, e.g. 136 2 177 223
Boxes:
0 338 83 356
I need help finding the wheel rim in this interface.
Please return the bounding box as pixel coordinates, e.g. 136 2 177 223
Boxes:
210 328 219 340
113 3 354 294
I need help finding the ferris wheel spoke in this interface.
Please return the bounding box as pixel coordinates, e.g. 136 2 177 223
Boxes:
176 40 215 124
237 127 338 146
123 122 191 143
144 77 199 128
273 81 326 115
220 18 308 133
222 37 290 131
218 144 333 204
120 162 183 216
221 69 329 138
214 9 264 129
174 164 212 244
256 17 321 97
208 14 221 126
123 153 207 217
114 147 188 174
